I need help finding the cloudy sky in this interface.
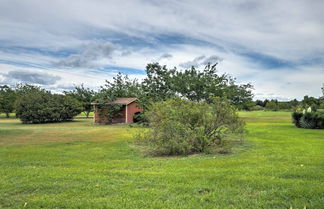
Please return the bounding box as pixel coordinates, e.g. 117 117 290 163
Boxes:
0 0 323 100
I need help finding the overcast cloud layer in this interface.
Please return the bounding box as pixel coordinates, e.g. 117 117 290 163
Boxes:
0 0 323 100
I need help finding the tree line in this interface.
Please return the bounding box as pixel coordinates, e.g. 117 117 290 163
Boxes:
1 62 323 122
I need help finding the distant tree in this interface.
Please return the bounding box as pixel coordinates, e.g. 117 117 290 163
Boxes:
301 95 319 110
64 84 95 118
289 99 299 108
263 99 269 107
0 85 16 117
277 101 290 110
255 100 264 107
265 100 279 111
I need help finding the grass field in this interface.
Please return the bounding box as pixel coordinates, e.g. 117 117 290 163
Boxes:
0 111 323 208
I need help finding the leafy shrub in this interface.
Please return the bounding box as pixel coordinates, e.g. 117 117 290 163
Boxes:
16 88 82 123
292 112 303 128
251 105 264 111
292 111 324 129
133 112 148 125
265 100 278 111
135 98 245 156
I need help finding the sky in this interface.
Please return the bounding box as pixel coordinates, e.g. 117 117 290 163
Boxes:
0 0 323 100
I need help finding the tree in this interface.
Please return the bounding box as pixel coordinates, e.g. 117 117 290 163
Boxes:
143 62 253 110
173 63 227 102
15 86 82 123
97 72 142 103
0 85 16 118
64 84 95 118
265 100 279 111
301 95 319 110
142 63 176 102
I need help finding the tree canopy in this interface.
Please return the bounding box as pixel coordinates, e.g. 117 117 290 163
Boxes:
64 84 96 118
0 85 16 117
97 62 254 110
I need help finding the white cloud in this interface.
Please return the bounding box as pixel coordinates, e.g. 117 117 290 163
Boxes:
0 0 323 99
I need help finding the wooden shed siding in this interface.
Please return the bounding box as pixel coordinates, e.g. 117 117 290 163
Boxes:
93 100 142 124
126 101 143 123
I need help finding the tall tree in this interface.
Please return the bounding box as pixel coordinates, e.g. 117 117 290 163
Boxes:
97 72 142 102
64 84 96 118
0 85 16 118
173 63 253 109
142 63 176 102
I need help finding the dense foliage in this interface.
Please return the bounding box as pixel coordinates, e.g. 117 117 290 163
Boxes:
136 98 245 155
97 73 142 103
292 111 324 129
254 95 324 111
64 84 96 118
16 87 82 123
97 63 254 111
0 85 16 117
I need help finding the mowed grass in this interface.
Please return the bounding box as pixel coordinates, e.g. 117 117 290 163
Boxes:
0 112 323 208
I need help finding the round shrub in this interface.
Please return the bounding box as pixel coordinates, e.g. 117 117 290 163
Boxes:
16 88 82 124
136 98 245 156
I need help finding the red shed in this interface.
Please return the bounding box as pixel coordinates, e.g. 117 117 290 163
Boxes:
92 98 142 124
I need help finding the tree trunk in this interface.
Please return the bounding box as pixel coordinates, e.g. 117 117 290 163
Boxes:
5 112 9 118
85 111 90 118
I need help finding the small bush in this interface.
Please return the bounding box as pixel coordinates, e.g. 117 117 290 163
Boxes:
292 112 303 128
135 98 245 156
16 88 82 124
251 105 264 111
292 111 324 129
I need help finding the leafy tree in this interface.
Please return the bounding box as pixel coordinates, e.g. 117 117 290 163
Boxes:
0 85 16 117
173 63 228 102
265 100 279 111
301 95 319 110
277 101 290 110
142 63 176 102
15 83 41 96
289 99 299 108
15 86 82 123
64 84 95 118
143 62 253 110
97 72 142 103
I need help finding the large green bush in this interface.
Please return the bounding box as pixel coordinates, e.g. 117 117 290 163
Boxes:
292 111 324 129
136 98 245 156
16 88 82 124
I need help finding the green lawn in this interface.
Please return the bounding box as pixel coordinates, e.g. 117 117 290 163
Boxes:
0 112 323 208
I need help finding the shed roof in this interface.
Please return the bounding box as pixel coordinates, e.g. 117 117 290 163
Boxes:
109 97 138 105
91 97 138 105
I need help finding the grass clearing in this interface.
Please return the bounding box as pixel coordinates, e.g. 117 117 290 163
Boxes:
0 111 323 208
